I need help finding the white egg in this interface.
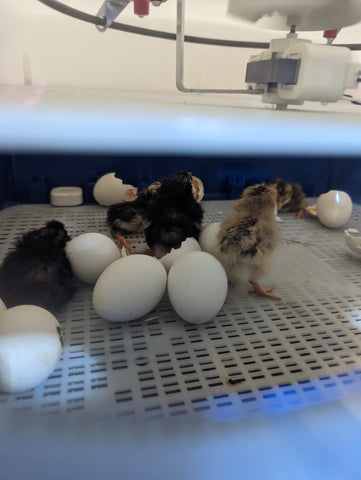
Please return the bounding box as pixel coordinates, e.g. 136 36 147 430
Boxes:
66 233 121 284
93 255 167 322
160 237 201 273
0 298 6 313
167 251 228 324
0 305 63 393
93 172 137 206
316 190 352 228
199 222 221 256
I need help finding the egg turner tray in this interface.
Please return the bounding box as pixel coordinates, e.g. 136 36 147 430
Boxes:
1 200 361 423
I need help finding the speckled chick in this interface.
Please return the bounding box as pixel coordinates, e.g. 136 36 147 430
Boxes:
269 178 307 219
215 184 282 301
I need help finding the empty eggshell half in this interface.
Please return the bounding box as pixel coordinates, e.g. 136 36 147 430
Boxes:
316 190 352 228
66 232 120 284
93 172 138 206
93 255 167 322
0 305 63 393
191 176 205 203
160 237 201 273
167 251 228 324
344 228 361 254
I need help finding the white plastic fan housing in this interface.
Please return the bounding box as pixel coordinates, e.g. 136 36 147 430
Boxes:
228 0 361 31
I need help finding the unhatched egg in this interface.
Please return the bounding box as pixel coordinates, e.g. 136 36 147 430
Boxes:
316 190 352 228
0 305 63 393
167 251 228 324
160 237 201 273
66 232 120 284
93 172 137 206
199 222 221 256
93 255 167 322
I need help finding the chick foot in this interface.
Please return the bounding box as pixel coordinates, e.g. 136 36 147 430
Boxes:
114 234 136 254
249 282 282 301
294 209 305 219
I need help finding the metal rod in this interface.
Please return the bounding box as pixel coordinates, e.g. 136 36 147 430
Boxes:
175 0 264 95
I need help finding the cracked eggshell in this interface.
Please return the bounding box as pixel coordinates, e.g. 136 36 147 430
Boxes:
316 190 352 228
344 228 361 254
93 255 167 322
0 305 63 393
66 233 120 284
160 237 201 273
167 251 228 324
199 222 221 256
93 172 138 206
191 176 204 203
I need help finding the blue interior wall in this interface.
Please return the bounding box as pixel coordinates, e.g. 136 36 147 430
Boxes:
0 154 359 208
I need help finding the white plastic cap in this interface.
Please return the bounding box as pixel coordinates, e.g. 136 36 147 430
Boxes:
50 187 83 206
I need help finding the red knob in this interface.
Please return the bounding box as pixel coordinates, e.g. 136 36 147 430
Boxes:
134 0 149 15
323 29 339 39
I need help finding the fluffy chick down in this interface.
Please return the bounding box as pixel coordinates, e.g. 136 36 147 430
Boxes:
0 220 77 312
214 184 281 295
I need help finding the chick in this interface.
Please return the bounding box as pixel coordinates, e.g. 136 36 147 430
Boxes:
269 178 307 219
144 171 204 258
107 182 160 250
0 220 77 312
107 181 160 235
107 171 203 253
215 184 282 301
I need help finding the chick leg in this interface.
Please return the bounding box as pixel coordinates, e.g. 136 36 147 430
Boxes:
294 209 305 219
130 246 154 256
249 282 282 301
114 234 136 254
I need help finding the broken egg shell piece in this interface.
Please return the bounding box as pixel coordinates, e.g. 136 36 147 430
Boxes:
191 176 205 203
93 172 138 207
344 228 361 255
160 237 201 273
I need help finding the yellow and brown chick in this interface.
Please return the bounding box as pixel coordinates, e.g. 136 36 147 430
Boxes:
215 183 282 301
269 178 307 219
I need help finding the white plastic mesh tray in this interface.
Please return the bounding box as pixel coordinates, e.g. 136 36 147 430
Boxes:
1 200 361 422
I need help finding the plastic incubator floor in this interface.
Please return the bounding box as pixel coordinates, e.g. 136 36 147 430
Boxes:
1 200 361 423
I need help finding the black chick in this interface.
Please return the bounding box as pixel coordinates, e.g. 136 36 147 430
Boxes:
0 220 77 312
107 171 204 254
269 178 307 219
144 171 204 258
